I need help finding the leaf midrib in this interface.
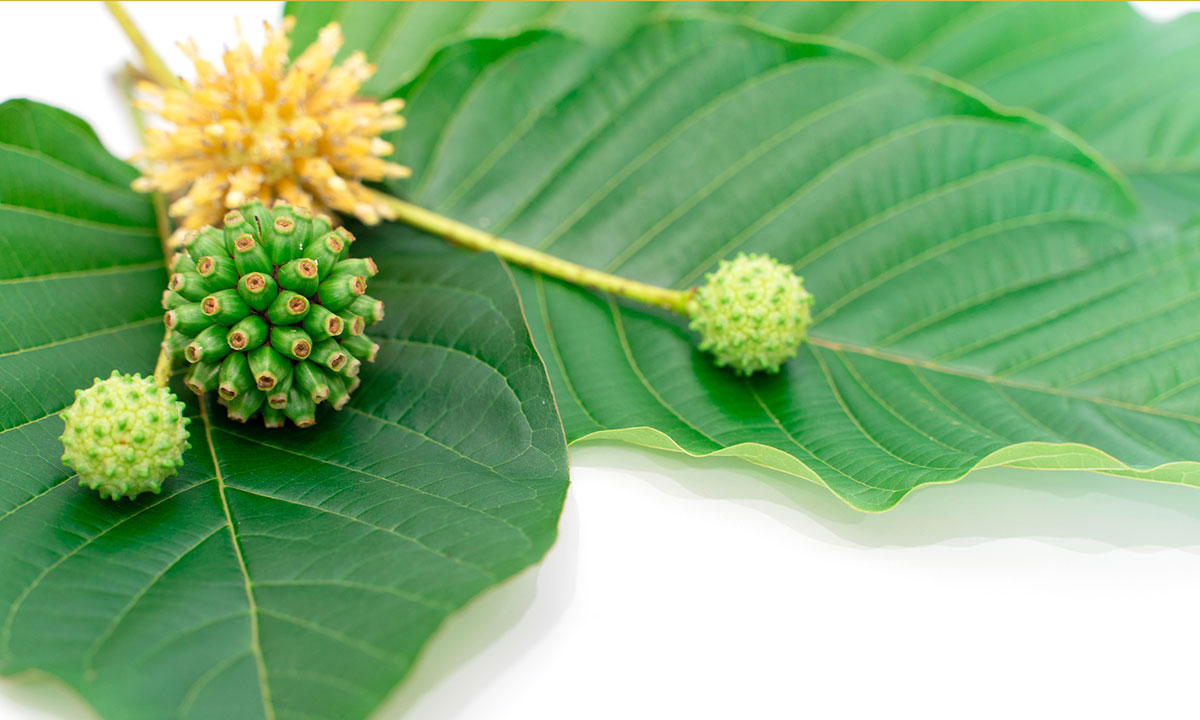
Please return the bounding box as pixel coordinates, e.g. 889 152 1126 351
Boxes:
199 402 274 720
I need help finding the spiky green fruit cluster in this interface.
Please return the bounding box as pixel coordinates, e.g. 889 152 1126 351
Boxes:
687 253 813 376
59 371 190 500
163 200 384 427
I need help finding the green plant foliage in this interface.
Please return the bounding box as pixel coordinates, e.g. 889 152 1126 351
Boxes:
0 100 567 720
7 5 1200 718
367 19 1200 511
287 0 1200 224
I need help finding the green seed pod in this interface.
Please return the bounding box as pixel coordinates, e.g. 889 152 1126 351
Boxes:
196 254 237 289
180 258 227 293
293 360 331 403
175 230 199 256
162 289 189 311
237 271 278 312
268 217 302 266
337 312 365 336
187 228 227 260
290 206 314 248
218 350 254 401
332 257 378 278
324 370 350 410
223 210 252 255
260 404 286 429
159 201 385 427
311 213 333 240
340 334 379 363
266 290 310 325
266 366 293 409
184 360 222 395
333 228 356 261
225 387 265 423
349 295 385 325
317 273 365 312
248 344 291 391
283 386 317 428
163 329 191 360
168 250 194 273
185 324 233 364
168 270 212 302
232 233 272 276
201 289 251 326
227 314 269 352
271 200 294 221
276 258 320 296
687 253 813 375
240 199 274 241
59 371 189 500
310 339 348 373
302 231 345 280
302 304 344 342
164 302 212 335
270 325 313 361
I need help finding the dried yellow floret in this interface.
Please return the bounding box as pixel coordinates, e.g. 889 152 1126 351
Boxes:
132 18 409 242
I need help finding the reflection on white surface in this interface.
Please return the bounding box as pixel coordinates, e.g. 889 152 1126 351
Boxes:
1132 1 1200 22
373 445 1200 720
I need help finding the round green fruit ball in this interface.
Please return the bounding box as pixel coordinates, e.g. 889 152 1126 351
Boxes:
687 253 813 376
164 200 384 427
59 371 190 500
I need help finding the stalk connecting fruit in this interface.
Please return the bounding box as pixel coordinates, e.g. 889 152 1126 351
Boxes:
163 200 384 427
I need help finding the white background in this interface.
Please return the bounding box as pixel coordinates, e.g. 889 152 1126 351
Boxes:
3 3 1200 719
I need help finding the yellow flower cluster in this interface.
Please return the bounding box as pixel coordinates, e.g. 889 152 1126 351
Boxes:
132 18 409 239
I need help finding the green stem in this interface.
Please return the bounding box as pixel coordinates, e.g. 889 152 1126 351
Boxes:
107 1 180 387
374 193 694 315
117 63 175 388
104 1 181 90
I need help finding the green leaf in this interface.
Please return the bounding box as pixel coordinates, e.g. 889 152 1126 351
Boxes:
0 100 567 720
374 19 1200 511
745 2 1200 225
288 1 1200 223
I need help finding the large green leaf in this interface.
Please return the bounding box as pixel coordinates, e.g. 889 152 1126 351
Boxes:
369 19 1200 511
0 100 568 720
287 1 1200 224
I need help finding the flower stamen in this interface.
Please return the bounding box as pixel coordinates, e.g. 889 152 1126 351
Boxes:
132 18 410 242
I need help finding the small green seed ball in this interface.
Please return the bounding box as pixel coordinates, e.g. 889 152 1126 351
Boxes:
59 371 190 500
687 253 813 376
